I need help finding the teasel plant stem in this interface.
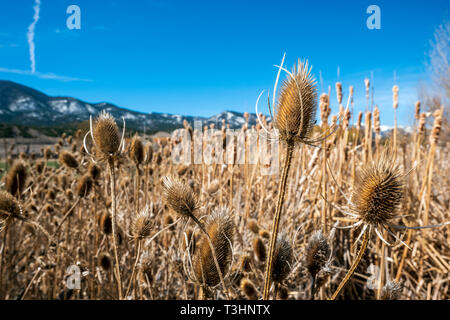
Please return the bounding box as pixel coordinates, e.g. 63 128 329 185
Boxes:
263 141 294 300
108 157 123 300
330 228 370 300
125 239 142 298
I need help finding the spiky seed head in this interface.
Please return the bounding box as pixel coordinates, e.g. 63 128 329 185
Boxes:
271 236 293 284
253 236 266 262
418 113 426 135
193 206 234 287
92 111 121 156
305 230 330 278
132 206 153 239
146 144 153 163
240 278 257 300
59 151 78 169
129 134 144 165
5 161 27 197
352 150 404 226
430 108 443 145
164 214 175 230
161 176 199 218
43 147 52 159
35 159 45 174
319 93 330 124
88 163 101 181
0 190 22 219
240 255 252 272
176 164 189 176
76 174 93 198
259 229 270 239
373 105 381 135
99 212 112 235
99 253 112 271
381 280 402 300
247 218 259 234
274 60 317 143
277 285 289 300
357 111 363 130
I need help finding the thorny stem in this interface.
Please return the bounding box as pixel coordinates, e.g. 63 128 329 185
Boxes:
330 228 370 300
263 142 294 300
108 157 123 300
125 239 142 298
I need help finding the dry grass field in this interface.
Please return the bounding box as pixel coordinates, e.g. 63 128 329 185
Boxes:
0 65 448 300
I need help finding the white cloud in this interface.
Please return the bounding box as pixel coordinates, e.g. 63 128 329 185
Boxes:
27 0 41 74
0 67 92 82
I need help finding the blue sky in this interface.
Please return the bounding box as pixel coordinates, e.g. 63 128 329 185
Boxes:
0 0 448 126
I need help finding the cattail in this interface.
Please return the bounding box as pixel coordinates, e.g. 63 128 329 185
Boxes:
99 253 112 271
193 207 234 287
319 93 330 125
357 111 363 130
335 82 343 105
92 111 122 156
430 108 443 145
273 60 317 142
76 174 93 198
88 163 101 181
418 113 426 135
305 230 330 279
161 176 199 219
99 212 112 235
253 236 266 262
414 101 421 120
5 161 27 197
364 78 370 101
392 85 399 109
129 134 144 165
373 105 380 135
132 206 153 239
59 151 78 169
240 278 257 300
381 280 402 300
247 218 259 234
271 236 293 284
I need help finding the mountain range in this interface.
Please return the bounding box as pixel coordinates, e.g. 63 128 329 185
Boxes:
0 80 258 137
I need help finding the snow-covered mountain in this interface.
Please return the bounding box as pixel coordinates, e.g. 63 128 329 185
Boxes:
0 80 258 136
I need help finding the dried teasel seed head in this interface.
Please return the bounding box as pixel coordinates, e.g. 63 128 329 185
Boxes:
381 280 402 300
357 111 363 130
59 151 78 169
240 278 258 300
418 112 426 135
247 218 259 235
5 161 27 197
259 229 270 239
92 111 122 156
0 190 22 220
164 214 175 230
352 149 404 226
274 60 318 143
240 255 252 273
193 206 234 287
99 253 112 271
271 236 293 284
129 134 144 165
43 147 52 159
132 206 153 239
176 164 189 176
146 144 154 163
253 236 267 262
88 163 101 181
76 174 93 198
161 176 199 219
277 285 289 300
35 159 45 174
319 93 330 124
305 230 330 278
99 211 112 235
373 105 381 135
364 78 370 97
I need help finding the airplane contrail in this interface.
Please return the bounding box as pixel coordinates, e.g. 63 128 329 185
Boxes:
27 0 41 74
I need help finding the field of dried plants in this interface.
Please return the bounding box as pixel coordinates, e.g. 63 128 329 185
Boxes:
0 62 448 300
